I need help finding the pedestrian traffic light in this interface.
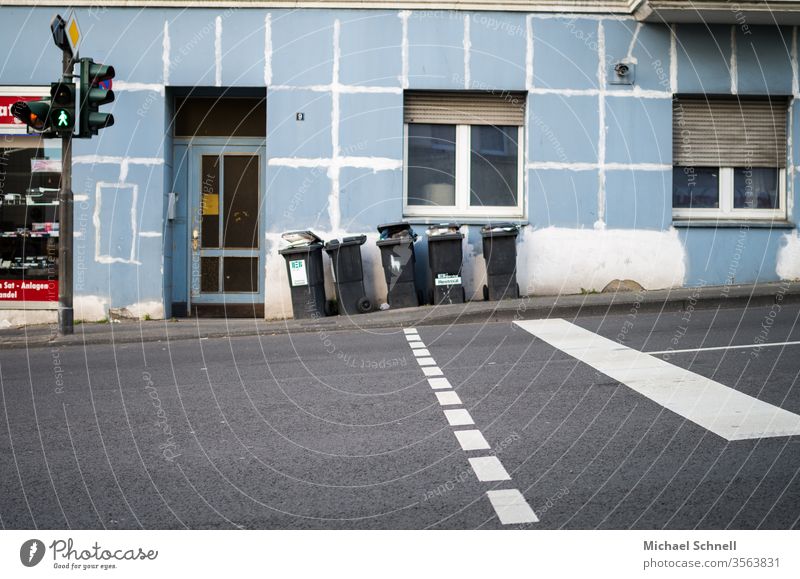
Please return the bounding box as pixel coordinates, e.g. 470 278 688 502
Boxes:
78 57 115 138
49 81 75 134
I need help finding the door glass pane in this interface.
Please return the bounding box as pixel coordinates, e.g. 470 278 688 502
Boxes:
200 155 220 248
200 257 219 292
223 155 259 248
407 124 456 206
672 167 719 208
470 125 519 207
733 167 779 209
223 257 258 292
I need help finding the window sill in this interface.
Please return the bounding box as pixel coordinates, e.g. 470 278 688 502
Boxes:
672 219 796 229
403 217 529 226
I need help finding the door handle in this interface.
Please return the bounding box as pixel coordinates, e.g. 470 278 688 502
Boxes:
192 229 199 251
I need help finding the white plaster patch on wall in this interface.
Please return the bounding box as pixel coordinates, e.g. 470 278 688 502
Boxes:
360 232 389 310
73 156 164 167
0 310 56 328
215 15 223 87
596 19 607 230
730 25 738 95
264 13 273 85
517 227 687 295
399 10 410 89
625 22 642 64
670 24 678 92
463 14 471 89
163 20 171 85
777 232 800 280
263 234 294 320
74 295 110 322
525 15 534 91
113 81 165 95
138 231 162 237
792 27 799 97
268 157 402 171
124 300 165 320
461 226 487 301
94 182 141 265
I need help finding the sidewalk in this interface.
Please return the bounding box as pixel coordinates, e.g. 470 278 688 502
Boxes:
1 281 798 349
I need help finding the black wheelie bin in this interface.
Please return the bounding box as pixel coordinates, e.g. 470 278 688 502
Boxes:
278 231 327 319
481 223 520 300
426 223 465 305
376 222 420 309
324 235 372 315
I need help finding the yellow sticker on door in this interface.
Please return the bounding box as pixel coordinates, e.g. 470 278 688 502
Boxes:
289 259 308 286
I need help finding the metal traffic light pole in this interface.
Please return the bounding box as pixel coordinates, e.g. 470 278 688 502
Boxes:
58 47 74 335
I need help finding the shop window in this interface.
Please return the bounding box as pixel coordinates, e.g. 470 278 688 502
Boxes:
672 97 788 221
0 138 61 305
403 91 525 219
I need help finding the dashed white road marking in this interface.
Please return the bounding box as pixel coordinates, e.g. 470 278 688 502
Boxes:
443 408 474 426
468 456 511 482
406 335 423 342
412 349 431 357
487 489 540 524
422 366 443 377
515 318 800 441
416 357 437 366
453 429 491 451
435 391 462 406
409 341 426 349
428 377 452 390
403 328 418 335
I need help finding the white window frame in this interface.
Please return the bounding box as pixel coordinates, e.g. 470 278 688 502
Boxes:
403 123 525 219
672 167 787 221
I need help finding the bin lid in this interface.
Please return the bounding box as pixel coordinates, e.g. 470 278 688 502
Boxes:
426 223 461 237
324 234 367 251
480 222 520 236
278 242 323 255
281 230 323 247
377 221 418 241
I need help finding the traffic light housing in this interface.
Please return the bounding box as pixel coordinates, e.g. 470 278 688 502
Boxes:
10 100 54 134
79 57 115 138
49 81 76 134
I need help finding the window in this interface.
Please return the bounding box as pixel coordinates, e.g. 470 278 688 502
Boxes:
672 97 788 221
404 91 525 218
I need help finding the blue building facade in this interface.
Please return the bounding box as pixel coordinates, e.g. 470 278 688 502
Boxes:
1 1 798 322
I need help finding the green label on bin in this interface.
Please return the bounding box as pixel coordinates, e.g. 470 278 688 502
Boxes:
289 259 308 286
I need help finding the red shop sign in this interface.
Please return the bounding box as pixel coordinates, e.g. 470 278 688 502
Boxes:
0 279 59 302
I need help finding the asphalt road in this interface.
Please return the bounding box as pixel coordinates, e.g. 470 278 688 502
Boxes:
1 301 799 529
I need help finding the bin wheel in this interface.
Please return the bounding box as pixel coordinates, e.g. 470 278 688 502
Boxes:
516 283 520 298
357 296 372 314
483 285 489 301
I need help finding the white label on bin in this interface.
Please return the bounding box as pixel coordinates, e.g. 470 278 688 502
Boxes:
435 274 462 286
289 259 308 286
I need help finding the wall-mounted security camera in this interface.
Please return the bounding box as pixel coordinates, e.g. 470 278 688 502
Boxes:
609 61 635 85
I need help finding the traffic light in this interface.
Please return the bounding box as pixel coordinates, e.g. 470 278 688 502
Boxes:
78 57 115 138
10 100 53 134
49 81 76 134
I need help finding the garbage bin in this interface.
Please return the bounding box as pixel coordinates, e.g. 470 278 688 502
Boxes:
427 223 465 305
480 223 520 301
376 222 420 309
278 230 327 320
324 235 372 315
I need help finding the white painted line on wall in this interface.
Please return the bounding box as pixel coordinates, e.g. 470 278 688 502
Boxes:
454 429 491 451
444 408 474 426
113 81 165 94
487 489 540 524
670 24 678 93
215 15 222 87
162 20 170 85
264 13 272 86
463 14 471 89
525 15 534 91
428 377 452 390
626 22 642 63
468 456 511 482
793 27 799 96
422 366 443 377
515 318 800 441
596 19 607 230
730 25 738 95
416 357 437 366
435 391 462 406
646 340 800 356
527 162 670 172
138 231 162 238
73 156 164 166
267 156 401 171
412 349 431 357
399 10 409 89
403 328 417 335
74 194 89 202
